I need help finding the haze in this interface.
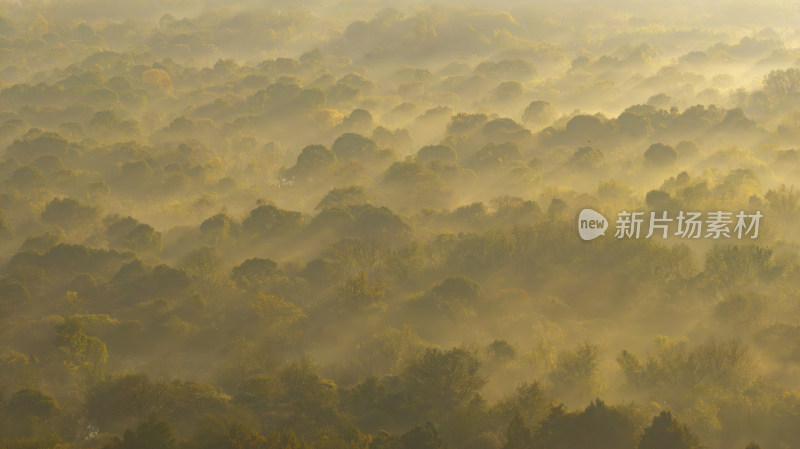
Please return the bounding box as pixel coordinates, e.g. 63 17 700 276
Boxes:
1 1 800 448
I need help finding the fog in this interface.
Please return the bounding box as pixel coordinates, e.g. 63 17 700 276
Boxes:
1 1 800 448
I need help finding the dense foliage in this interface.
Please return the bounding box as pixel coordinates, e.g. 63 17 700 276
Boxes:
1 1 800 448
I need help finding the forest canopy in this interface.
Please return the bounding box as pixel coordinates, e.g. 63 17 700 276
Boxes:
1 0 800 448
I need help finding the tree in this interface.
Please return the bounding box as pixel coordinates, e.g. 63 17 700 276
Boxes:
534 401 637 449
714 292 767 330
248 294 307 331
417 144 457 165
638 411 701 449
284 144 337 181
234 374 280 432
777 111 800 139
142 68 174 90
338 108 375 133
231 257 280 291
565 115 606 142
617 337 755 409
316 186 367 210
332 133 379 163
90 110 139 139
352 205 410 246
337 271 385 311
765 184 800 221
644 143 677 166
277 358 340 427
704 244 773 289
106 216 140 241
549 343 602 405
200 213 234 245
6 132 73 164
475 58 536 79
108 415 175 449
33 153 64 173
265 430 307 449
371 430 402 449
53 315 108 384
487 340 517 364
402 347 486 417
400 422 450 449
0 279 29 308
431 276 483 306
522 100 556 127
41 197 100 229
468 142 523 171
119 160 154 191
489 81 525 105
347 326 424 379
4 388 61 438
7 388 58 419
567 146 604 170
116 224 162 255
645 190 676 211
763 67 800 99
242 204 303 239
181 246 224 286
503 413 533 449
451 202 487 223
482 118 531 142
186 415 267 449
384 160 426 185
448 113 489 135
616 111 652 138
9 166 45 190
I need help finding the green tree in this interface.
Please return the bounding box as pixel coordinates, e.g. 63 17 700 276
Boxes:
332 133 379 163
638 411 701 449
316 186 367 210
8 165 44 191
106 415 175 449
7 388 58 420
353 205 410 246
522 100 556 127
337 271 385 311
231 257 280 291
417 145 457 165
116 224 163 255
400 422 450 449
503 413 533 449
534 401 637 449
41 197 100 229
187 415 267 449
644 143 677 167
181 246 224 287
4 388 64 438
242 204 304 239
567 146 604 170
53 315 108 385
763 67 800 99
402 347 486 418
87 373 161 431
200 213 235 245
284 144 337 181
549 343 603 405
